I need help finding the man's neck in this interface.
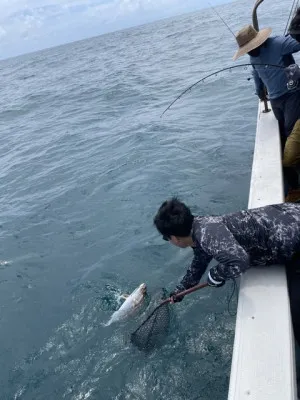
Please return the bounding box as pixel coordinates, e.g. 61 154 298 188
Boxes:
187 236 195 247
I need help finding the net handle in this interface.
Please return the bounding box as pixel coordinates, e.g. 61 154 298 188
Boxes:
161 282 209 305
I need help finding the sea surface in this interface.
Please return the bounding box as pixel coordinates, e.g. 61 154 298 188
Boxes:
0 0 296 398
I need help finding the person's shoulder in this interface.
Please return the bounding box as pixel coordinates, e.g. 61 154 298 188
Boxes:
266 36 281 46
271 34 296 45
258 36 282 55
195 215 223 226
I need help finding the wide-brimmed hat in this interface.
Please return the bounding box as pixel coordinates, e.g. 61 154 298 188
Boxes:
233 24 272 61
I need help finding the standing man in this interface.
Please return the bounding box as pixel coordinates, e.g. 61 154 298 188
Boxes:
233 24 300 139
233 24 300 198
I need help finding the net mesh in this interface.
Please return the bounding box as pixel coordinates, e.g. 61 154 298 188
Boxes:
130 301 170 352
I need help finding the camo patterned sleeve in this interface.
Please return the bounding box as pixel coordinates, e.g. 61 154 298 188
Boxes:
200 220 251 282
174 247 212 293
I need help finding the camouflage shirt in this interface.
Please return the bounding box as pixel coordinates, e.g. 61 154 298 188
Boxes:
175 202 300 292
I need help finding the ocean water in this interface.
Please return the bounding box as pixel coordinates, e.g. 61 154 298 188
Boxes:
0 0 296 399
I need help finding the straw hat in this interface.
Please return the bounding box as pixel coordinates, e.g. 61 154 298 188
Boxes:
233 24 272 61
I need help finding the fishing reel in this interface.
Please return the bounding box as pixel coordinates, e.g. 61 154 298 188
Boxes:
285 64 300 91
287 79 299 91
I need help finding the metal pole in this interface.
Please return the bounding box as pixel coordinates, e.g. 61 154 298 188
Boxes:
252 0 270 113
252 0 264 30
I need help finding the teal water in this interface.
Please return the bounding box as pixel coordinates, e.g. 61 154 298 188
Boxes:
0 0 295 398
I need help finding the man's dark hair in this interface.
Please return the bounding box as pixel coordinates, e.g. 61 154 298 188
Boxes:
153 197 194 238
289 7 300 41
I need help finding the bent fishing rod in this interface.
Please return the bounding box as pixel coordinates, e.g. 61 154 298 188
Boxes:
160 63 286 117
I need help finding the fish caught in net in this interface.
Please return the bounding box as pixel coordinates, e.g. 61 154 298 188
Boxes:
130 282 209 352
130 299 170 352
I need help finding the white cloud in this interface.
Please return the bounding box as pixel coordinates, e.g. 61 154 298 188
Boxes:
0 0 231 58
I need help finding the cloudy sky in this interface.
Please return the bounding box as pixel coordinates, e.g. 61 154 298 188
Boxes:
0 0 232 59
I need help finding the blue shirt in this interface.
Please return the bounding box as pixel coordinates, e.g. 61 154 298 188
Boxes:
250 35 300 99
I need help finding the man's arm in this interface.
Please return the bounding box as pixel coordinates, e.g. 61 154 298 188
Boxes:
200 221 251 284
280 35 300 55
252 67 265 99
174 247 212 293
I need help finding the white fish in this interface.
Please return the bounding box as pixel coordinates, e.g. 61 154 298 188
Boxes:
104 283 147 327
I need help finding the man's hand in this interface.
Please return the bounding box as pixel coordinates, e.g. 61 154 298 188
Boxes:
169 290 184 303
285 64 300 81
207 270 225 288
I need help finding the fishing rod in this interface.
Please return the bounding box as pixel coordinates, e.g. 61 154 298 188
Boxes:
284 0 299 35
160 63 286 117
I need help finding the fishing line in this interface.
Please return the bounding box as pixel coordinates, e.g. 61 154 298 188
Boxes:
161 63 286 117
208 1 236 38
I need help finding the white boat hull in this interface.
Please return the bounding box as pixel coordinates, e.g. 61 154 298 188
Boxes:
228 100 297 400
